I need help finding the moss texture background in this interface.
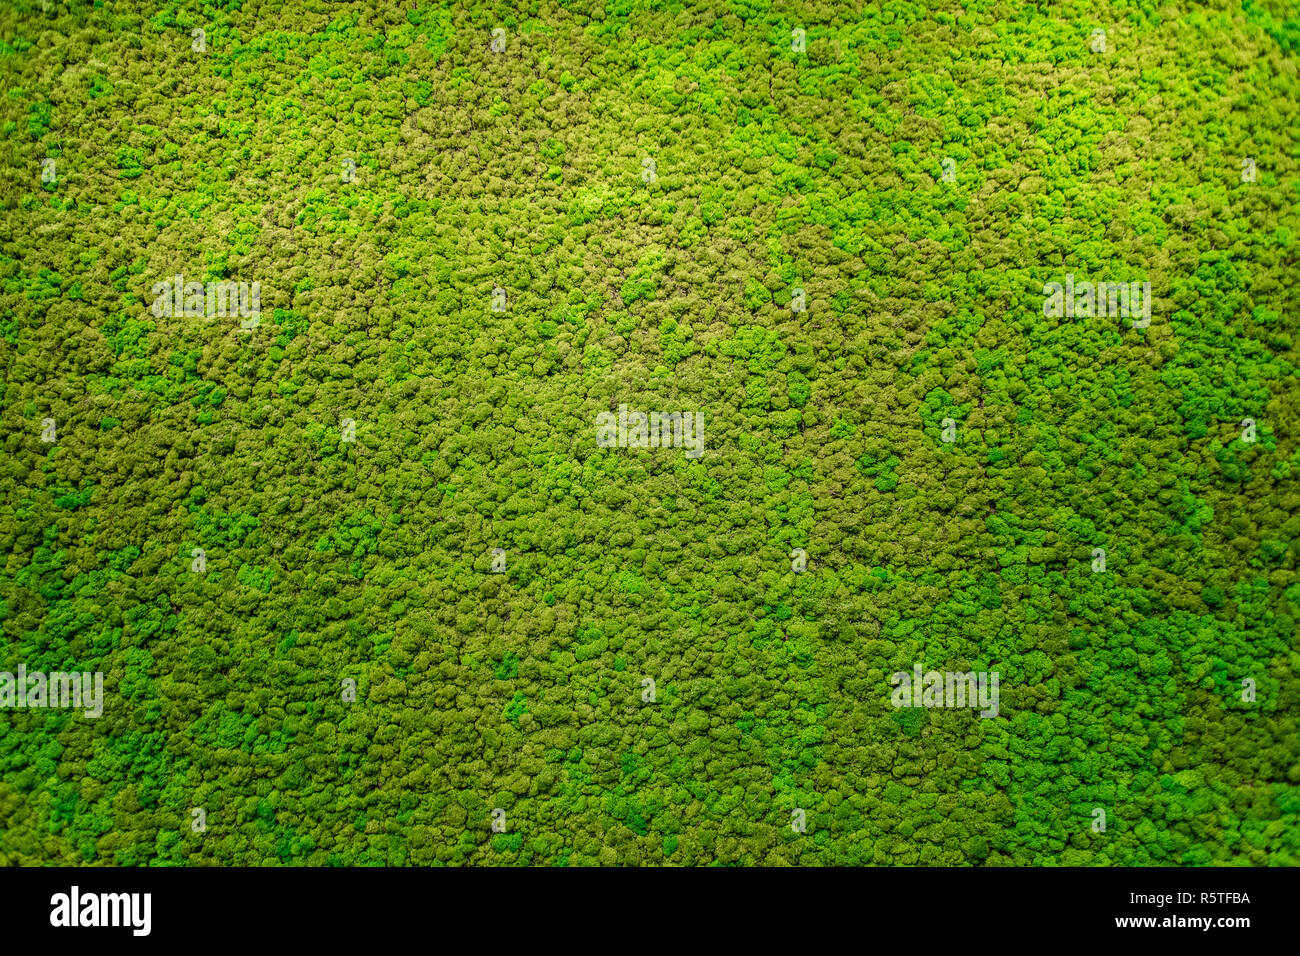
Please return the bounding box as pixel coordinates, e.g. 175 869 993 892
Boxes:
0 0 1297 865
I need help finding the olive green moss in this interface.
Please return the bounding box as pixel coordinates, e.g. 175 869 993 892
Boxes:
0 0 1297 865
